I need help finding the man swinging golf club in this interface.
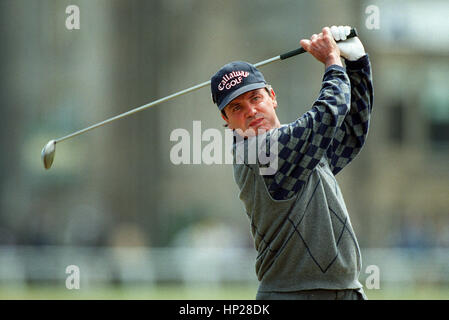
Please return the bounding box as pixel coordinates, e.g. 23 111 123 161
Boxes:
210 26 373 300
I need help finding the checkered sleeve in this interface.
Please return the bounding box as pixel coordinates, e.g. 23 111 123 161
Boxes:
263 65 351 200
326 54 373 175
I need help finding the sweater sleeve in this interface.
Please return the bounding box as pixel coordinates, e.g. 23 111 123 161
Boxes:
262 64 351 200
325 54 374 175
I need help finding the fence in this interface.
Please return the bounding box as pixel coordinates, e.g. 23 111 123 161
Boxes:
0 246 447 288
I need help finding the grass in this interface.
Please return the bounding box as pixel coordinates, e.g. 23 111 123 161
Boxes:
0 284 447 300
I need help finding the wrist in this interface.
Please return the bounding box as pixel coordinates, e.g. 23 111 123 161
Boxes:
324 53 342 68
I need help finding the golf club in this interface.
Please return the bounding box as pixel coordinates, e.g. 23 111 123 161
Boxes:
41 28 358 170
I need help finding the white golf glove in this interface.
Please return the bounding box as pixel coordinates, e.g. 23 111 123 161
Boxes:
330 25 366 61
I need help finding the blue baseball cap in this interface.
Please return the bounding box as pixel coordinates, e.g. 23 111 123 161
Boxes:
211 61 267 111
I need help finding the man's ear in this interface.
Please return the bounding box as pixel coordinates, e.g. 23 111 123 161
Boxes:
221 112 228 122
270 89 278 109
221 111 231 127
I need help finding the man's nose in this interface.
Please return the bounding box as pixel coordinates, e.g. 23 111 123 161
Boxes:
245 104 257 117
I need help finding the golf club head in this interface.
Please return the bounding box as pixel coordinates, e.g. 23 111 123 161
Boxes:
41 140 56 170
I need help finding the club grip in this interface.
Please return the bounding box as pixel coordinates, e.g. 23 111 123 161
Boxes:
280 27 358 60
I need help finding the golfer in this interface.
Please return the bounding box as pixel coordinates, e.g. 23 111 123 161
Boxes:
210 26 373 300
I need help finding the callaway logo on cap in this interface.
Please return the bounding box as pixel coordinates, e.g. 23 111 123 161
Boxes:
211 61 267 111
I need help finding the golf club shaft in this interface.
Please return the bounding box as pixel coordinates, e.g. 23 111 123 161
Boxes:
56 79 211 143
55 28 358 144
55 55 282 144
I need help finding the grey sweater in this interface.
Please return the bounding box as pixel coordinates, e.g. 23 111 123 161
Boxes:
232 56 373 292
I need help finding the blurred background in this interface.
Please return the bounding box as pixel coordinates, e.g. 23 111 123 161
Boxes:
0 0 447 299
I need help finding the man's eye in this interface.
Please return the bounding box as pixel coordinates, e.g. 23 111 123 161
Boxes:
252 96 261 101
233 106 241 112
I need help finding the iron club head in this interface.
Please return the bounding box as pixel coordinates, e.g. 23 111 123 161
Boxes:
41 140 56 170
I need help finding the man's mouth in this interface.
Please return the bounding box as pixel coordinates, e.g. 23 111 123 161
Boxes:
249 117 264 128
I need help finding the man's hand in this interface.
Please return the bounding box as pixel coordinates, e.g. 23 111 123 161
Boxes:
300 27 342 68
330 25 366 61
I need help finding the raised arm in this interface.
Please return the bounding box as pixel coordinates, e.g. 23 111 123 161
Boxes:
325 26 374 174
263 27 351 200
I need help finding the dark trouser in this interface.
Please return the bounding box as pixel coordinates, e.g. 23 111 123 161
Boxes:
256 288 367 300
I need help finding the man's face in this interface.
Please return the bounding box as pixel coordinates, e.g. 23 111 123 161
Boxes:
221 88 280 136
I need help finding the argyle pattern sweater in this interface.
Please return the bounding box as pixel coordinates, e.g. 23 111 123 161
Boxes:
232 55 373 292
